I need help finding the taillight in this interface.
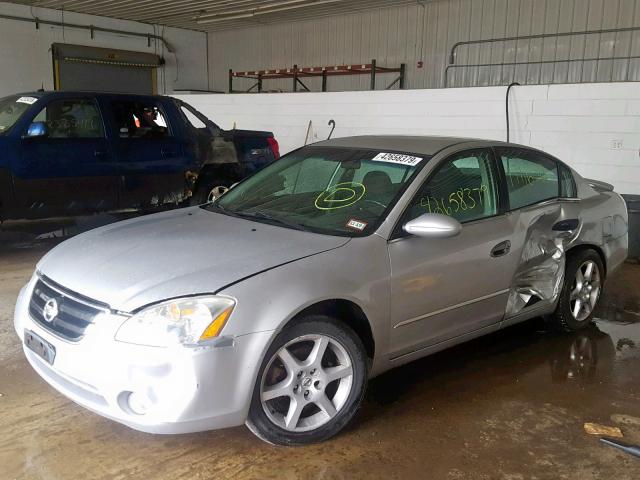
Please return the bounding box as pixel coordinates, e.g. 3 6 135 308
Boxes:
267 137 280 160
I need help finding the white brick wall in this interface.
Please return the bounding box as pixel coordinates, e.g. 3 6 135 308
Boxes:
175 82 640 195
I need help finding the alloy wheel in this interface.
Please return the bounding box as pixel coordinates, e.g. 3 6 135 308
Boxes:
207 185 229 202
569 260 601 322
260 334 354 432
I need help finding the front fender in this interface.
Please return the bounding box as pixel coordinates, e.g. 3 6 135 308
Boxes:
219 236 391 377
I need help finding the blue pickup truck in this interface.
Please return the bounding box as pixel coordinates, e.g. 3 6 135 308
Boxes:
0 91 279 221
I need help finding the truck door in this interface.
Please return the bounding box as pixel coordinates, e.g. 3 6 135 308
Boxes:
13 96 118 218
106 97 189 209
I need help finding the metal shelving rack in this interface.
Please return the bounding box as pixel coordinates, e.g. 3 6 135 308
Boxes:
229 59 406 93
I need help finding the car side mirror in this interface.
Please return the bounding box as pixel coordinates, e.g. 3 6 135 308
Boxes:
24 121 48 138
403 213 462 239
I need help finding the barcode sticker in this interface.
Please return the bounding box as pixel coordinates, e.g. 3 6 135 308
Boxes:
16 96 38 105
372 152 422 166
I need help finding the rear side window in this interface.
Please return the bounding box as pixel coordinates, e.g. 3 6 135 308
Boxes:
32 98 104 138
559 164 577 198
499 148 559 210
180 105 207 129
111 100 170 139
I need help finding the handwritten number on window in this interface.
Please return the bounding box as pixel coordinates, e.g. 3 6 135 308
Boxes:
421 184 487 216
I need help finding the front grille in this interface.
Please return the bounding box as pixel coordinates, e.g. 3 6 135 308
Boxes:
29 277 107 341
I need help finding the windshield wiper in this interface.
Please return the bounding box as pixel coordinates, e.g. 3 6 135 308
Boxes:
206 201 237 216
237 210 311 232
206 203 311 232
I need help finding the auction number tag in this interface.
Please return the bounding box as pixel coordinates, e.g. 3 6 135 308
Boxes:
372 152 422 166
16 96 38 105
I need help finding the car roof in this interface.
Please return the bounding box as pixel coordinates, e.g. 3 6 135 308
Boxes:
312 135 510 156
12 91 167 100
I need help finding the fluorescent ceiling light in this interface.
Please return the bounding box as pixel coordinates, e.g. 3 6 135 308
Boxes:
198 0 322 19
196 0 342 24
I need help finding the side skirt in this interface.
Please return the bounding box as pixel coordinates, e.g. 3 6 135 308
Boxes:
388 323 503 368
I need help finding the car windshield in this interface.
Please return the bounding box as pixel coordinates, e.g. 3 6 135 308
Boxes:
211 146 430 236
0 95 38 135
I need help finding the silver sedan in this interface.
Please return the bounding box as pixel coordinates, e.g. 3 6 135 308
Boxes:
14 136 628 445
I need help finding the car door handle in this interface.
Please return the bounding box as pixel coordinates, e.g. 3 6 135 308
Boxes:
552 218 580 231
94 150 107 158
161 148 177 157
490 240 511 257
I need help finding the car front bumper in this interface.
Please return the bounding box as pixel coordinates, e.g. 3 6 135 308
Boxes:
14 277 273 434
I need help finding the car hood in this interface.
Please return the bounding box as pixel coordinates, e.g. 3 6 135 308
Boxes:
37 207 349 312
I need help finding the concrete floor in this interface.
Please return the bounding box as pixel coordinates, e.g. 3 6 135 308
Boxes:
1 235 640 479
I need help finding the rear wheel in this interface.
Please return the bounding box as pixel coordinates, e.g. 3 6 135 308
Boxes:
189 177 232 205
550 249 604 332
246 316 368 445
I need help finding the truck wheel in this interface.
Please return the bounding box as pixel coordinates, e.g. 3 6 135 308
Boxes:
190 178 233 206
549 249 604 332
246 316 368 446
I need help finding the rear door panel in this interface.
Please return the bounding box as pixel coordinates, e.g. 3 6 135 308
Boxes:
103 96 191 209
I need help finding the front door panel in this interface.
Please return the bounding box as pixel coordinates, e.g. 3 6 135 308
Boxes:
387 148 521 358
388 215 518 357
12 97 117 218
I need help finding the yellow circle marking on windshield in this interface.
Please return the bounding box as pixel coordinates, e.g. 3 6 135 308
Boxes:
315 182 366 210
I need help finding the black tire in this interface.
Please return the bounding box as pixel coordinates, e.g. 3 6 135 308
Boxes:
189 176 233 206
246 316 368 446
550 248 604 332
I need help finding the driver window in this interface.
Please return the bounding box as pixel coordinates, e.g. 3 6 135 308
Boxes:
404 149 499 224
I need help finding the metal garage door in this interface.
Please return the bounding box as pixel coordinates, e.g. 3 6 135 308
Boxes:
52 43 161 95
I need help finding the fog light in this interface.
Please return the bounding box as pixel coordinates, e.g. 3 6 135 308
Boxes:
127 391 149 415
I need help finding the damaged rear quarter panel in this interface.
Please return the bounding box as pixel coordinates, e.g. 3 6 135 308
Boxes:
503 184 628 325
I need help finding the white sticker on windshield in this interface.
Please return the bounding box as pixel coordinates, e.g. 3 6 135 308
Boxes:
346 218 368 231
16 96 38 105
372 152 422 166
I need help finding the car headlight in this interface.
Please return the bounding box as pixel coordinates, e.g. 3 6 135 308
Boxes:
115 296 235 347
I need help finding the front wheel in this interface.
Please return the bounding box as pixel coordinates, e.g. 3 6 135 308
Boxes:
246 316 368 445
550 249 604 332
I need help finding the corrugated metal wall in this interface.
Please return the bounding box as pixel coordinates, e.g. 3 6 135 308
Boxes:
208 0 640 92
